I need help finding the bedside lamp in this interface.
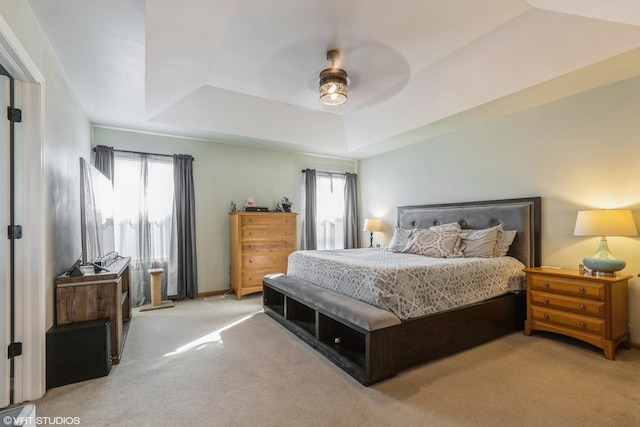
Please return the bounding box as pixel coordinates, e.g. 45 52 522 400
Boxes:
363 218 382 248
573 209 637 274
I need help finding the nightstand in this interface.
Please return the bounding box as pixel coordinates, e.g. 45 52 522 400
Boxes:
523 267 631 360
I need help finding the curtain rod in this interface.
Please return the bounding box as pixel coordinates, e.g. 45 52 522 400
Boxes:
93 146 194 161
301 169 355 176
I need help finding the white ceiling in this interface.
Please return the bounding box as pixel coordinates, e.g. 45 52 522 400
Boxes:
26 0 640 159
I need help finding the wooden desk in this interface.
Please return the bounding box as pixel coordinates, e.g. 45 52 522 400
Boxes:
56 257 131 364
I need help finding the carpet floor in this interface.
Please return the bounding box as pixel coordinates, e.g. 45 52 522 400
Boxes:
30 294 640 426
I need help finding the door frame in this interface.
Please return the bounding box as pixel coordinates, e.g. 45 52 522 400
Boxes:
1 72 10 409
0 14 46 404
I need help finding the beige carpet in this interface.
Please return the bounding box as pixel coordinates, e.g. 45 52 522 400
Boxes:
30 295 640 426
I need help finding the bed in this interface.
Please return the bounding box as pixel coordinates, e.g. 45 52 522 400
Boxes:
263 197 541 385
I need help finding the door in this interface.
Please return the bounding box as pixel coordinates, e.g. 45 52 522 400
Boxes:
0 75 10 408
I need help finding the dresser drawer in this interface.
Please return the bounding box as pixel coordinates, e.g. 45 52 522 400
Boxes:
530 306 605 335
242 228 295 241
242 253 289 269
530 290 605 318
242 268 287 288
241 241 294 253
241 215 295 227
529 275 605 299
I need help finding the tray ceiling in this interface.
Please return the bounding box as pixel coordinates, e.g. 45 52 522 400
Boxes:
26 0 640 158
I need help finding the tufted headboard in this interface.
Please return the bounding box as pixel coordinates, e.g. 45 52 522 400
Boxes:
397 197 541 268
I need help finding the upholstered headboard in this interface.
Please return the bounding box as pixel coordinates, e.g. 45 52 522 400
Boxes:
397 197 541 268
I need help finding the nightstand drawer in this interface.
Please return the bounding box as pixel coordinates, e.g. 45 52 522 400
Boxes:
530 291 605 318
529 275 605 299
530 306 604 335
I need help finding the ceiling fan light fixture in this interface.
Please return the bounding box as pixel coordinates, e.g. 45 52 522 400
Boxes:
319 49 348 106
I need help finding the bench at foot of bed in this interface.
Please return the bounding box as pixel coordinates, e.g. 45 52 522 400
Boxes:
263 273 527 386
263 273 401 385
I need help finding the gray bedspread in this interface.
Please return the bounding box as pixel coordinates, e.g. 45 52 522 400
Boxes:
287 248 526 320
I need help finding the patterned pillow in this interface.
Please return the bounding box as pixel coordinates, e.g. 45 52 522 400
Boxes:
403 229 463 258
387 227 414 252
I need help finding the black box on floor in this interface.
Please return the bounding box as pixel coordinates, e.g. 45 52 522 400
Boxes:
46 319 111 389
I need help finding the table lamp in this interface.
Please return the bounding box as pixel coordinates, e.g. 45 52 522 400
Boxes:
363 218 382 248
573 209 637 274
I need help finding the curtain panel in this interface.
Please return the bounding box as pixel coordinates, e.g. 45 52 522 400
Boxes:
343 173 359 249
172 154 198 299
93 145 114 181
301 169 317 250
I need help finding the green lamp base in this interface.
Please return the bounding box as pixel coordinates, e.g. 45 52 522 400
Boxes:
583 238 626 273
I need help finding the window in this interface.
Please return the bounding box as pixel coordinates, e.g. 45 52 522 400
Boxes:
112 152 175 305
315 173 345 250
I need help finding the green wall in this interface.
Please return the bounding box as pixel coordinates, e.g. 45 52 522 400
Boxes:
92 127 357 295
359 75 640 342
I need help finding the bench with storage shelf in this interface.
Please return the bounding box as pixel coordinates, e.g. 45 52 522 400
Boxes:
263 274 400 385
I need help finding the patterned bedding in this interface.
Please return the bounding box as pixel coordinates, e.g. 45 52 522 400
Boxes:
287 248 526 320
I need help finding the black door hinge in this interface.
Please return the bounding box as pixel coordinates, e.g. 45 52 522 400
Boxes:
8 342 22 358
7 106 21 122
7 225 22 239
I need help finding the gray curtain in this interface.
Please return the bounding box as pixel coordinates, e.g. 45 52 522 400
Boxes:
93 145 114 181
301 168 317 250
173 154 198 299
343 172 359 249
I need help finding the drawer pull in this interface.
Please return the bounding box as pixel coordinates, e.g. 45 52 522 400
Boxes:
543 313 549 320
543 298 549 304
579 287 585 293
579 322 586 328
543 282 549 288
579 304 585 311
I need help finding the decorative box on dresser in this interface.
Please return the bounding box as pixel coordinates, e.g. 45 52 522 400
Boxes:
230 212 297 300
523 267 631 359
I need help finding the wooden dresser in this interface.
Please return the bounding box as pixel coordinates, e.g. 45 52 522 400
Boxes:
230 212 297 300
56 257 131 364
523 267 631 359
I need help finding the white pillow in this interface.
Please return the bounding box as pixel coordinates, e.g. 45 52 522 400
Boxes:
429 222 462 232
495 228 517 257
387 227 413 252
459 225 500 258
403 229 463 258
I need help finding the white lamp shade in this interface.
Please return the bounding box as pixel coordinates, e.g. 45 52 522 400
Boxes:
574 209 638 237
363 218 382 232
